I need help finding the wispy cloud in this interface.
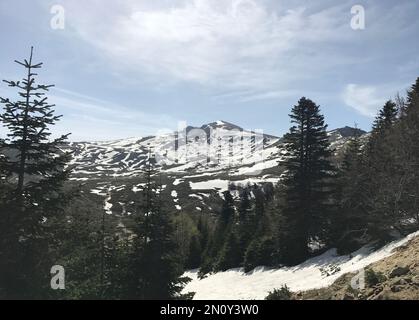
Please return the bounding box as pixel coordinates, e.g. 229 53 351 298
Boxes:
49 88 179 141
2 0 419 140
213 89 300 103
342 84 387 117
66 0 354 92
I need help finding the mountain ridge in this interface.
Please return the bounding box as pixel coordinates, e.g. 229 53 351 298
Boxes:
64 121 367 217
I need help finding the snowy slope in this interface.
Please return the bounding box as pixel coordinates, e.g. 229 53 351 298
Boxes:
66 121 363 184
64 121 366 214
182 231 419 300
67 120 280 179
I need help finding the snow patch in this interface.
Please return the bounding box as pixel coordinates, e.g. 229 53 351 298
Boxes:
189 179 229 191
183 230 419 300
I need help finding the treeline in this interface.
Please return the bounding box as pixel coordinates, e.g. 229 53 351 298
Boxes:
0 49 192 299
197 81 419 274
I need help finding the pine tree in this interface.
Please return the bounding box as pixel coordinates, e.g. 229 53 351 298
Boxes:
396 78 419 230
53 200 105 299
199 191 235 276
185 234 202 269
215 230 241 271
253 184 265 218
237 187 253 260
278 97 334 265
334 132 369 253
406 77 419 110
238 187 251 222
126 152 192 299
220 190 235 224
0 47 72 298
363 100 402 240
243 238 261 272
251 184 267 241
197 213 209 253
372 100 398 133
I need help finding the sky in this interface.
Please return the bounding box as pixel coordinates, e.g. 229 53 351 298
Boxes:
0 0 418 141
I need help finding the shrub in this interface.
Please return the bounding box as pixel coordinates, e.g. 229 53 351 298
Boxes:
265 285 292 300
365 268 386 287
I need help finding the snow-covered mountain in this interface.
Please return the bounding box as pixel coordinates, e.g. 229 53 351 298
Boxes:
68 121 364 179
67 120 280 180
66 121 366 215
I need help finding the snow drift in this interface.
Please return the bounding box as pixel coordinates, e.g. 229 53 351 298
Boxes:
183 230 419 300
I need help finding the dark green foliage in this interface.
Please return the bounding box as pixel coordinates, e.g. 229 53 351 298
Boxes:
220 190 235 224
363 100 406 240
243 239 260 273
243 237 275 273
372 100 398 133
199 86 419 271
237 187 254 261
0 47 72 299
125 155 192 299
333 133 369 253
47 194 130 299
185 235 202 269
334 82 419 251
396 78 419 231
199 191 236 276
265 285 292 300
215 229 241 271
278 97 335 265
199 181 279 275
365 268 386 287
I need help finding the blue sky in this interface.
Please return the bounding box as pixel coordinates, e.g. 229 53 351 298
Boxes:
0 0 418 141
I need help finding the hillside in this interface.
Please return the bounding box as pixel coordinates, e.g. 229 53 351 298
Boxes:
64 121 366 216
296 233 419 300
182 231 419 300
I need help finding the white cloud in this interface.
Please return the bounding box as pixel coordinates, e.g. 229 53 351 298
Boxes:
49 88 179 141
342 84 386 117
214 89 300 103
66 0 352 93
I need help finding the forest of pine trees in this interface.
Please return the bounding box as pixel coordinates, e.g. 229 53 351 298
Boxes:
198 82 419 273
1 48 419 299
0 49 192 299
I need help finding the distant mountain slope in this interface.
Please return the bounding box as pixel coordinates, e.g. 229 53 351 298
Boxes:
67 121 365 180
64 121 367 216
67 120 280 180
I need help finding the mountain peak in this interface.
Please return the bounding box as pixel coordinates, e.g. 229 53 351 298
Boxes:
334 126 366 138
202 120 243 131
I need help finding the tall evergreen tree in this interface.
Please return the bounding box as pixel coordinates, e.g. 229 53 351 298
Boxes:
372 100 398 133
49 197 128 300
0 47 72 298
199 191 235 276
363 100 402 240
237 187 253 259
185 234 202 269
215 230 241 271
334 132 369 253
126 152 192 299
278 97 334 265
406 77 419 110
396 78 419 230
